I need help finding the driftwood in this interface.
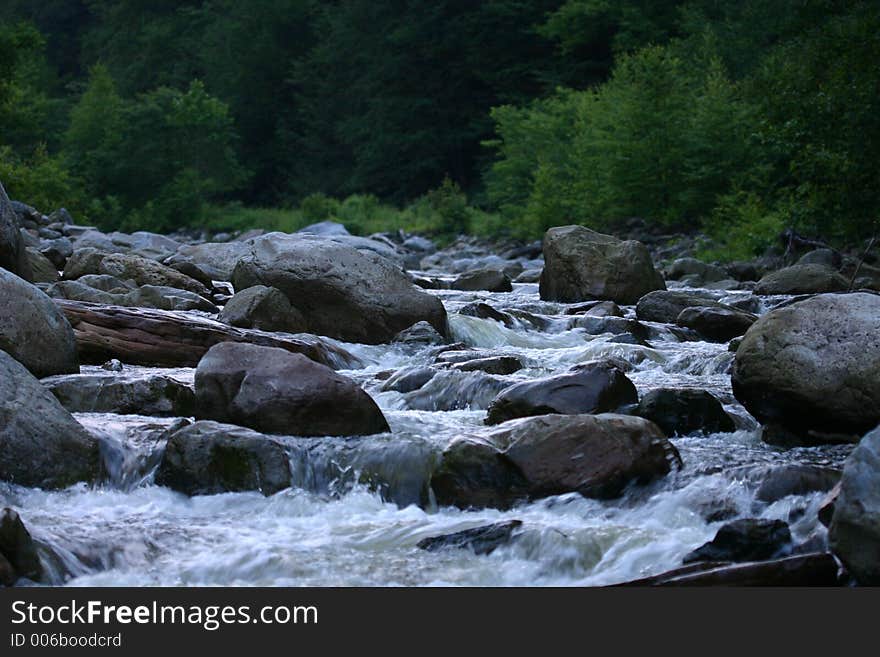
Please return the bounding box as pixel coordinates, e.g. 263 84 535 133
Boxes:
54 299 360 370
612 552 842 587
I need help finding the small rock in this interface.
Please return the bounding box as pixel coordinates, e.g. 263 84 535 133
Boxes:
417 520 523 555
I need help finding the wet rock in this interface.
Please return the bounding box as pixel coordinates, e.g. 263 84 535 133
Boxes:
583 300 623 317
458 302 515 327
0 350 99 488
683 519 792 564
155 421 291 496
43 372 195 416
25 247 59 283
754 264 850 295
232 233 447 344
732 293 880 437
195 342 389 437
393 321 446 346
102 359 124 371
380 367 437 393
617 552 840 586
450 268 513 292
0 182 33 281
574 316 650 341
829 426 880 584
539 226 665 304
676 306 757 342
404 370 510 411
430 438 530 509
635 388 735 436
755 465 842 503
818 483 840 527
501 414 677 499
417 520 523 555
218 285 307 333
55 299 356 369
760 423 859 448
0 268 79 377
0 509 43 585
635 290 726 324
452 356 523 375
485 361 638 425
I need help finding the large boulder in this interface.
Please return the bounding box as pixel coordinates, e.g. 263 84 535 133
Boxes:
754 264 849 295
732 293 880 436
155 421 291 496
431 414 677 508
829 426 880 584
194 342 390 436
0 268 79 377
232 233 447 343
217 285 307 333
676 306 757 342
635 388 735 436
0 181 33 281
485 361 637 425
539 226 665 304
0 350 100 488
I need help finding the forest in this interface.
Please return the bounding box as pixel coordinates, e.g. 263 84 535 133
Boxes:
1 0 878 259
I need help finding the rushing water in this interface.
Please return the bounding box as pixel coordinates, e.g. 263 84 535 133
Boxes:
1 280 851 586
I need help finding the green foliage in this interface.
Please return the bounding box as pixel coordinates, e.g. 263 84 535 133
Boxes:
697 190 787 262
0 145 84 214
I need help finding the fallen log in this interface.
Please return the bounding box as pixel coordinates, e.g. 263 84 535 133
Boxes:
54 299 360 370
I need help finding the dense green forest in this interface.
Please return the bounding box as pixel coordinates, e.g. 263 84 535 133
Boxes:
1 0 878 258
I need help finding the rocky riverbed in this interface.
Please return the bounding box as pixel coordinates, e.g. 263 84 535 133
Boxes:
2 193 879 586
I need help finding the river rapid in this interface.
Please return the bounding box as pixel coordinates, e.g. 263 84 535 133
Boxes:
1 279 852 586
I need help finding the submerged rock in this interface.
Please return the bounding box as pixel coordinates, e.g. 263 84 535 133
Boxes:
732 293 880 437
194 342 389 437
0 267 79 377
635 388 735 436
43 371 195 417
485 360 637 425
155 421 291 496
829 426 880 585
417 520 523 555
0 351 99 488
539 225 665 304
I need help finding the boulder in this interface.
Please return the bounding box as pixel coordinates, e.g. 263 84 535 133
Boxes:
485 361 637 425
39 236 74 269
635 388 735 436
417 520 522 555
194 342 389 437
43 372 195 416
155 421 291 496
380 367 437 393
72 252 210 298
232 233 447 344
500 414 677 500
297 220 350 236
754 264 850 295
451 356 523 375
676 306 757 342
393 321 446 346
165 241 252 282
683 519 792 564
755 465 841 503
0 181 33 281
55 300 356 369
732 293 880 436
667 258 730 286
0 268 79 377
0 351 99 488
450 268 513 293
0 509 43 585
829 426 880 584
430 438 529 509
25 247 59 283
539 226 665 304
636 290 727 324
218 285 307 333
797 248 842 270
